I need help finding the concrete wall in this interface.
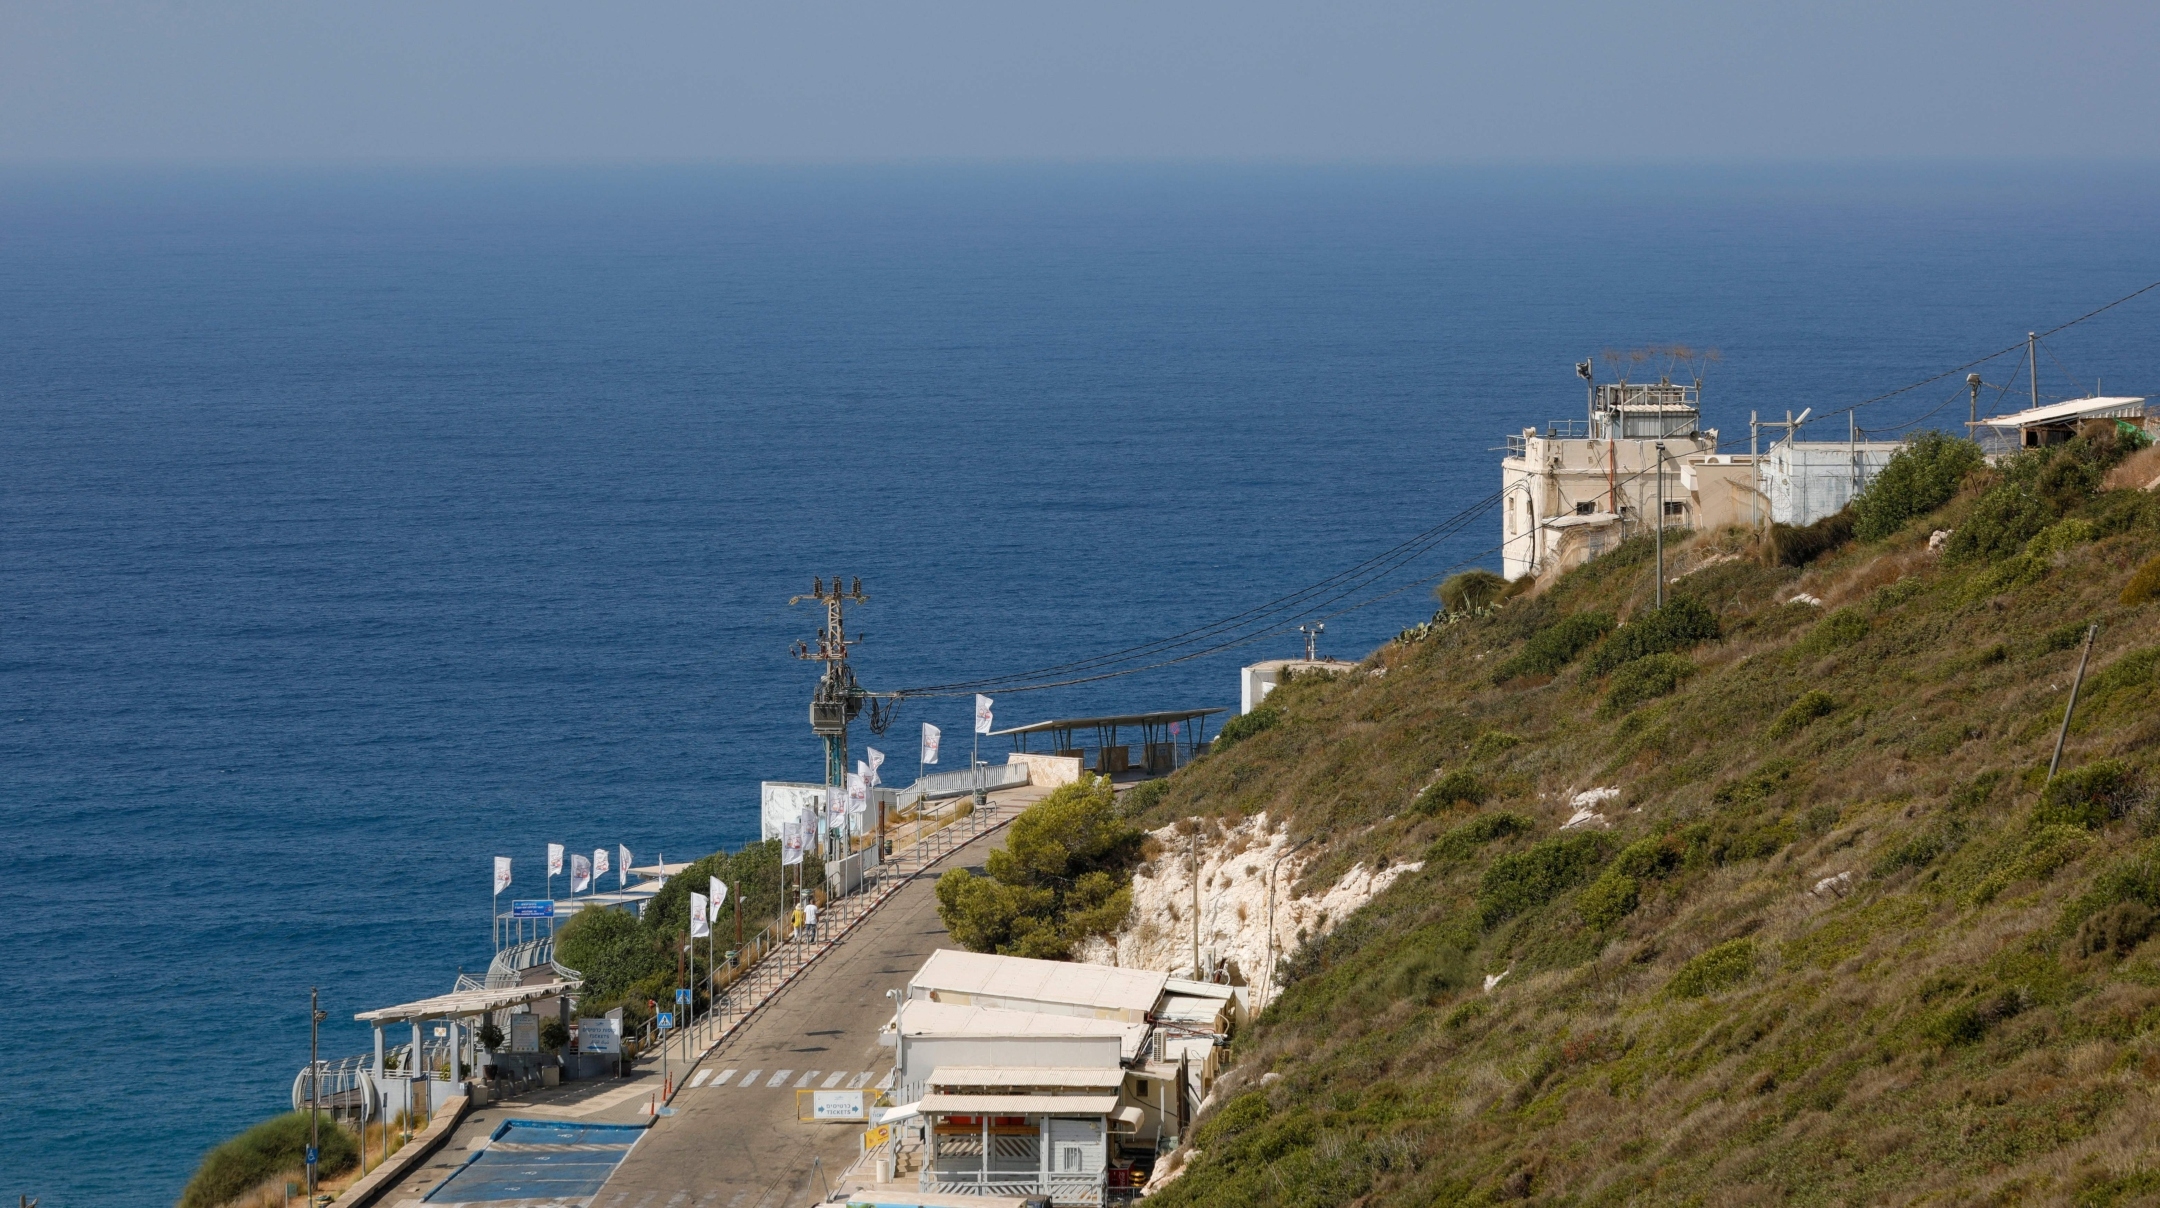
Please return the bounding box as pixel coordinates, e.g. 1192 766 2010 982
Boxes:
1007 752 1082 789
1766 440 1902 526
1502 429 1719 579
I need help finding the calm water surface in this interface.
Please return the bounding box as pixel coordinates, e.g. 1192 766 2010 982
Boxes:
3 164 2156 1203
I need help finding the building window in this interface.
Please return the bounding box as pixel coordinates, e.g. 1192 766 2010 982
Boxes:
1574 501 1595 515
1663 501 1686 517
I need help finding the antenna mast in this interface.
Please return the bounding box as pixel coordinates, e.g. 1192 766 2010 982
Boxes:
791 576 870 807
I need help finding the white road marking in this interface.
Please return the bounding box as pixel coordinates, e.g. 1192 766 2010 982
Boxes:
689 1069 713 1088
766 1069 792 1087
847 1071 873 1089
741 1069 762 1087
875 1069 895 1091
793 1070 819 1088
712 1069 737 1087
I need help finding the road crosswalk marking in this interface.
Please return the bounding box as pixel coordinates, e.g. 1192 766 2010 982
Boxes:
847 1071 873 1089
820 1071 846 1088
876 1069 895 1091
689 1069 713 1088
740 1069 762 1087
712 1069 737 1087
792 1070 818 1088
766 1069 792 1087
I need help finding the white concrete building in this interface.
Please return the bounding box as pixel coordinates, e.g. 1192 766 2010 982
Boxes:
1760 433 1904 526
1500 379 1724 580
1238 658 1359 715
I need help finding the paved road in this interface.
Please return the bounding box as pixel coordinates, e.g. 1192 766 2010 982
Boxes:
587 824 1004 1208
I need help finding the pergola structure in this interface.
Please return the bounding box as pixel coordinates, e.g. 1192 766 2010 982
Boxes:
989 708 1224 774
918 1066 1139 1206
354 979 579 1109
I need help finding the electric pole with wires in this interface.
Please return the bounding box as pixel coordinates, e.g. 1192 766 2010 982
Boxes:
790 577 899 860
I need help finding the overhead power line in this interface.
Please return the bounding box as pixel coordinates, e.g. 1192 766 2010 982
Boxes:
894 277 2160 699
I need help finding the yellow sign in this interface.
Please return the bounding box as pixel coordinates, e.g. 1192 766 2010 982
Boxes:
862 1123 892 1150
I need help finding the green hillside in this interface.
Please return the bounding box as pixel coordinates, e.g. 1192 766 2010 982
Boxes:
1138 428 2160 1205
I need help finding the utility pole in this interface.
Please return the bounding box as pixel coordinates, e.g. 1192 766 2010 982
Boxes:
1654 442 1667 609
1750 411 1760 531
308 989 325 1204
2048 624 2100 784
2029 332 2039 412
792 577 871 860
1190 826 1201 979
1969 372 1984 432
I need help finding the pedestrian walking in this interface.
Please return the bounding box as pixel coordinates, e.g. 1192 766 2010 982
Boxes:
791 900 804 943
803 899 820 943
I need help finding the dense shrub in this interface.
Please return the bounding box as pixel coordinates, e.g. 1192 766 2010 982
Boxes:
1768 509 1855 567
1469 730 1522 762
1576 872 1640 929
1599 653 1693 715
1797 607 1870 657
1493 612 1614 682
1851 432 1985 540
1667 938 1758 998
2036 759 2139 831
1584 597 1720 675
1476 832 1611 926
181 1112 358 1208
1436 569 1508 614
1769 690 1838 738
1414 769 1488 814
2124 557 2160 606
1429 812 1533 862
934 774 1140 959
2027 517 2097 557
2075 900 2157 960
556 907 667 1004
1119 777 1171 819
1213 704 1281 750
1947 483 2054 563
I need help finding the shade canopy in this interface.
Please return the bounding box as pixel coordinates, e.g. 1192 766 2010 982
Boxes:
920 1093 1120 1116
354 979 578 1024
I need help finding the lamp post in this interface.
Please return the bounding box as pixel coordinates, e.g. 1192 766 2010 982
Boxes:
307 989 326 1204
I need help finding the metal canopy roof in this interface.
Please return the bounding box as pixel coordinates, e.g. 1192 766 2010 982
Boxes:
920 1093 1120 1116
912 949 1168 1017
928 1066 1127 1090
988 708 1224 738
1979 396 2146 429
354 979 579 1024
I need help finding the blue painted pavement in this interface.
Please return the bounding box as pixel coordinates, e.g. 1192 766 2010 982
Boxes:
424 1120 645 1205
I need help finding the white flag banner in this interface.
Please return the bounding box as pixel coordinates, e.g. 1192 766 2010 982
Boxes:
865 747 885 787
570 854 591 894
690 891 711 938
494 856 513 895
547 843 564 877
619 845 632 887
804 802 823 842
782 820 804 865
921 723 940 765
846 771 868 818
709 876 727 919
592 847 610 882
974 694 994 735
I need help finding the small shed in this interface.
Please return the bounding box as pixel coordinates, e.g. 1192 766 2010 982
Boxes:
919 1066 1138 1206
1978 396 2148 450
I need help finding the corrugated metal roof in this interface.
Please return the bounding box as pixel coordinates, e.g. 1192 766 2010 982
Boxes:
354 979 578 1023
912 949 1167 1015
898 1002 1147 1056
1155 996 1227 1025
1979 396 2146 429
927 1066 1126 1090
920 1093 1120 1116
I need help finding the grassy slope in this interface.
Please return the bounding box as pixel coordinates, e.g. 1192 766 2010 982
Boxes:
1136 485 2160 1205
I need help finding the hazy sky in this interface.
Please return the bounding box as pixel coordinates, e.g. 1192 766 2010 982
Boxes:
2 1 2155 164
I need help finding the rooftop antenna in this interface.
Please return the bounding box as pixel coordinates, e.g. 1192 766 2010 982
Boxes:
1297 623 1325 661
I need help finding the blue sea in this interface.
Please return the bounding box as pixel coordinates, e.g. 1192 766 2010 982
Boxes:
3 164 2157 1203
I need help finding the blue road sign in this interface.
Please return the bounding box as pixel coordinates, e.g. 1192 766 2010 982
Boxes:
675 987 691 1004
511 900 555 918
305 1145 317 1165
657 1012 674 1030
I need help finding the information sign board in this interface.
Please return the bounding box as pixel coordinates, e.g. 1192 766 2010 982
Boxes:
509 1014 539 1053
803 1089 870 1121
578 1015 622 1054
510 900 555 918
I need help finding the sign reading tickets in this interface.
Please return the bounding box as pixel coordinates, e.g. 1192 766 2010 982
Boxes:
811 1089 870 1121
578 1015 622 1054
509 1014 540 1054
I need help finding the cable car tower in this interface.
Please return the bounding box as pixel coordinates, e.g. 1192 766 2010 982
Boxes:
790 576 869 793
